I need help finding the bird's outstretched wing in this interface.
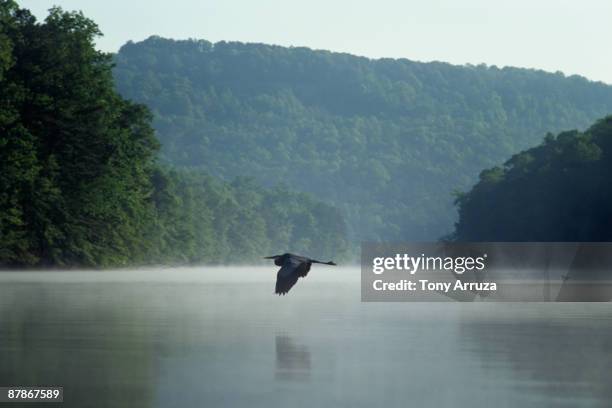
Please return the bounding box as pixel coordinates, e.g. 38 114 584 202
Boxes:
275 258 311 295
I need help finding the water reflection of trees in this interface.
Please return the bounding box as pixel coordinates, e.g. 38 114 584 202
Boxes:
460 316 612 407
0 284 156 408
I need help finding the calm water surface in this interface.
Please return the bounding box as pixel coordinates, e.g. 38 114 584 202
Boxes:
0 267 610 408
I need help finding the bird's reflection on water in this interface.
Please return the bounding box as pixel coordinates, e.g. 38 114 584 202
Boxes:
275 335 311 382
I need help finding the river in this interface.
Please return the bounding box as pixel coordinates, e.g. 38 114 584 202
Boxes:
0 267 610 407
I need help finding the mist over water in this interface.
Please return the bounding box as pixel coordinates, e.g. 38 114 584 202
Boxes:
0 267 610 408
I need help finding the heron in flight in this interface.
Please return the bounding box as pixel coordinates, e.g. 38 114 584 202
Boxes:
265 253 336 295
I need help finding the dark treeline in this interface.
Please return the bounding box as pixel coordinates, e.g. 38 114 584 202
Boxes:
114 37 612 241
0 1 348 267
454 116 612 241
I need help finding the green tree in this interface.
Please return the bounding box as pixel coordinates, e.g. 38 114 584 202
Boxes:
454 116 612 241
113 36 612 241
0 3 160 266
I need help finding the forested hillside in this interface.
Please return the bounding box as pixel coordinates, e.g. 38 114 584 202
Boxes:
454 116 612 241
114 37 612 241
0 2 348 267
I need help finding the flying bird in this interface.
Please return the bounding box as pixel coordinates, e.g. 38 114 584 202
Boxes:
265 253 336 295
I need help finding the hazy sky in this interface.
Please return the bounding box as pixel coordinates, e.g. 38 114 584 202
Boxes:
22 0 612 84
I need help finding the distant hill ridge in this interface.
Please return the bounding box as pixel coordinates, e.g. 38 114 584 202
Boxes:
114 36 612 241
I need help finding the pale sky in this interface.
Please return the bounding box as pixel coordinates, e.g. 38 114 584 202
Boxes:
22 0 612 84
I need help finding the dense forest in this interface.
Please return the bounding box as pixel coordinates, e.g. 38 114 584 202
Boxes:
114 37 612 241
0 1 348 267
3 1 612 269
454 116 612 241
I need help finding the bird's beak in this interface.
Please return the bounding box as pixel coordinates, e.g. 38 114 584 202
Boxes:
264 256 276 259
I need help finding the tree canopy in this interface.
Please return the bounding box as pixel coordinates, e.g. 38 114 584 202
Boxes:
0 2 349 267
454 116 612 241
114 36 612 241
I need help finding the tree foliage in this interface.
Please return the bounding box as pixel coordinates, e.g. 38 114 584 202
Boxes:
454 116 612 241
114 37 612 241
0 2 349 267
148 169 349 264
